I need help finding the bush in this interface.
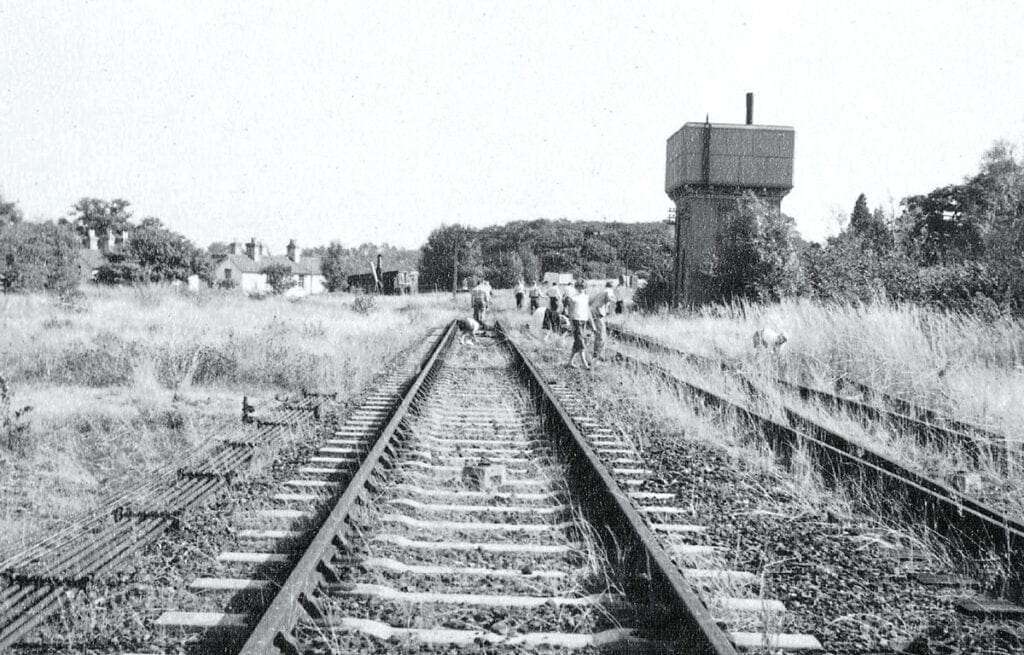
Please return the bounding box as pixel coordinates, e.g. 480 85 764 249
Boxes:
0 221 80 295
216 277 238 290
633 279 670 311
262 263 296 294
352 294 377 314
95 261 142 285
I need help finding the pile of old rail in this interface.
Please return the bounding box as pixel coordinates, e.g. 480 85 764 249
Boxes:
606 324 1010 463
157 321 746 655
606 324 1024 608
0 394 328 650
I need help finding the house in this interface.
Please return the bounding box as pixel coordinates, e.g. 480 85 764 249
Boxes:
213 238 326 294
347 255 418 295
78 227 128 280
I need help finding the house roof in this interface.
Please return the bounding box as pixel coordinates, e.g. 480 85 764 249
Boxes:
216 254 322 276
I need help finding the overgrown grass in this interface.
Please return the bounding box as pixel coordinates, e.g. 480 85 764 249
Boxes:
618 298 1024 440
0 285 459 553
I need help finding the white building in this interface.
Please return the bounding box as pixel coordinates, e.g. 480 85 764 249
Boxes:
212 238 326 294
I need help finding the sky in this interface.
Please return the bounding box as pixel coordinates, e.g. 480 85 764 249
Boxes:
2 1 1024 251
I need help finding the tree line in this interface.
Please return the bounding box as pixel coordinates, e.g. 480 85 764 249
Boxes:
418 219 673 291
634 139 1024 316
0 194 424 295
0 197 212 294
5 137 1024 314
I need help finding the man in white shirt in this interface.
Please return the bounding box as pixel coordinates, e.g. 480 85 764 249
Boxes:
527 281 542 312
590 282 616 360
471 280 491 324
565 280 593 369
514 279 525 310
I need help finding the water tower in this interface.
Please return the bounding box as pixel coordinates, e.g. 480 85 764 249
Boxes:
665 93 795 306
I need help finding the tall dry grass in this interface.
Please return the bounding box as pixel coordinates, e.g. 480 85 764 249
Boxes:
0 286 459 551
618 298 1024 439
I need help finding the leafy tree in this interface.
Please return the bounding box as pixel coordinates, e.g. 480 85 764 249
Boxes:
900 184 985 265
207 241 230 256
518 248 541 284
0 194 23 227
849 193 871 235
68 197 133 238
712 193 802 302
488 251 524 288
304 242 421 286
0 221 80 294
320 242 349 292
129 220 211 283
262 262 296 294
95 261 142 285
419 224 481 290
848 193 893 252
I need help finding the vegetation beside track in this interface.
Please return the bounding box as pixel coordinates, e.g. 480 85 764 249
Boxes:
0 287 459 554
616 298 1024 440
506 319 1024 654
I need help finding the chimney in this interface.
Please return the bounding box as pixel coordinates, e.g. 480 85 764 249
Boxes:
228 242 239 255
246 237 261 263
287 239 299 263
745 92 754 125
87 228 97 250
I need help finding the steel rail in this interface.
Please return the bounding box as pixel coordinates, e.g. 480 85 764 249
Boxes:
239 320 738 655
611 350 1024 591
498 322 739 655
606 324 1007 458
237 320 458 654
838 377 1010 445
0 396 327 651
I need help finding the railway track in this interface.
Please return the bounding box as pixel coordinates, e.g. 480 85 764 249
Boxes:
0 327 445 653
0 390 325 651
602 324 1024 608
144 322 771 655
605 324 1010 461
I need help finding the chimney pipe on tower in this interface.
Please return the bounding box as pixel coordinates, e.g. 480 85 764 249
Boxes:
745 92 754 125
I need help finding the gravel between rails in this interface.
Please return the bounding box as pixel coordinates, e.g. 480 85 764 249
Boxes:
511 330 1024 654
278 336 654 654
6 328 442 655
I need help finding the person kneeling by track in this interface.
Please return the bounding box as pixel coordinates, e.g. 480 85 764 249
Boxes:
457 317 482 345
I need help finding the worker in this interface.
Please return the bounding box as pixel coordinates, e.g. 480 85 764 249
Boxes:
590 282 616 360
545 281 563 333
565 280 593 369
527 281 542 312
470 279 491 325
514 279 525 310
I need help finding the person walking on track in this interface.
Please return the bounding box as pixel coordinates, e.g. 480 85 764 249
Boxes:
528 281 541 313
565 280 593 369
471 279 491 325
545 281 563 333
590 281 616 361
514 279 525 310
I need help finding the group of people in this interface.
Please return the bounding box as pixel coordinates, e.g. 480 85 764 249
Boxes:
459 277 625 369
524 279 619 370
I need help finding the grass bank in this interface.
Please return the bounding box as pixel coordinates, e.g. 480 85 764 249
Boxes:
617 298 1024 440
0 286 459 552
